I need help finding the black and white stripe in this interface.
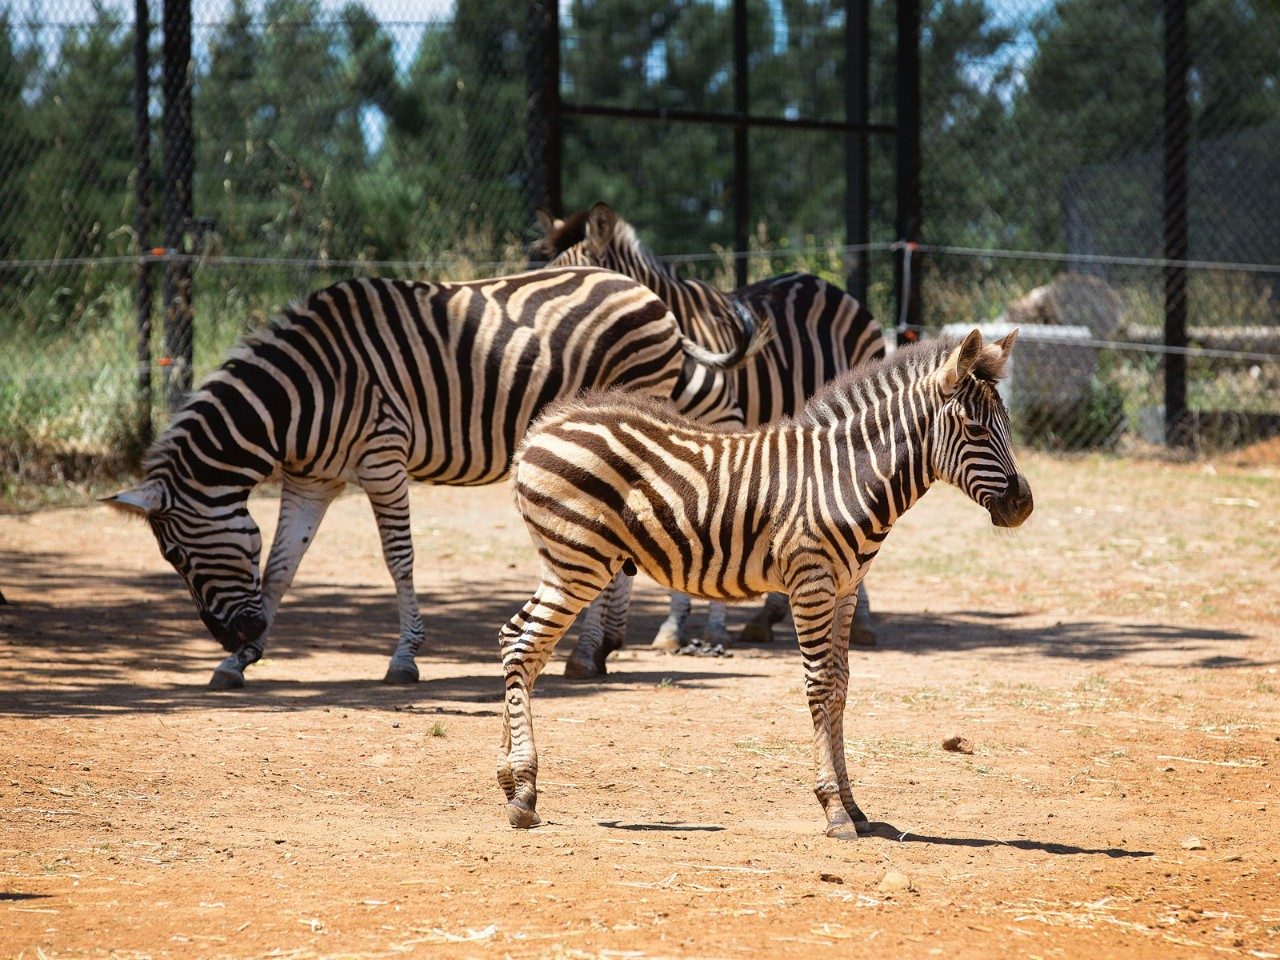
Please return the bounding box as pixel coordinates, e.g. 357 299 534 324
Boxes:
104 267 763 688
532 203 885 673
497 329 1032 837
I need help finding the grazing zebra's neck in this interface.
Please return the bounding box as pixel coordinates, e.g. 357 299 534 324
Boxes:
144 342 293 498
558 221 738 339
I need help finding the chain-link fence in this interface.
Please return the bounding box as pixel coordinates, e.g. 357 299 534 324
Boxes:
912 0 1280 453
2 0 1278 501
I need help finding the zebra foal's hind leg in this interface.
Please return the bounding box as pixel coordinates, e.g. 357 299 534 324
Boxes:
563 570 631 679
209 476 344 690
499 580 599 827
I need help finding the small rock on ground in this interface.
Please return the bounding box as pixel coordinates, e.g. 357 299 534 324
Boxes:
877 869 914 894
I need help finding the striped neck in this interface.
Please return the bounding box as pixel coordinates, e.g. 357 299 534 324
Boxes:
596 224 736 331
144 361 285 496
797 340 954 514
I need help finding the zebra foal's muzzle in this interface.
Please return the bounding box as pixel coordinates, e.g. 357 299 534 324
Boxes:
989 473 1033 528
201 608 268 653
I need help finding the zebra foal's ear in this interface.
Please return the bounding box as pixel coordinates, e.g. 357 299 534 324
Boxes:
534 208 562 235
101 480 165 517
936 328 985 395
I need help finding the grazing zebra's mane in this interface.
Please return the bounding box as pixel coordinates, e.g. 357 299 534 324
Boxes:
536 206 750 317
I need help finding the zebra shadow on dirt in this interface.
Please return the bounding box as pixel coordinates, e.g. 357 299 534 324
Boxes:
0 545 765 717
0 544 1268 718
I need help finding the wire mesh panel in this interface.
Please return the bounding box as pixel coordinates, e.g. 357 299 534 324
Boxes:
2 0 1278 501
913 0 1280 452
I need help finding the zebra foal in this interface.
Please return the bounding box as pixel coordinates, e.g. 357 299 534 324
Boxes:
103 267 761 689
498 329 1032 837
532 202 885 674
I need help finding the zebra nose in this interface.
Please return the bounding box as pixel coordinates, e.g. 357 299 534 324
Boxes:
233 611 268 647
1000 473 1033 525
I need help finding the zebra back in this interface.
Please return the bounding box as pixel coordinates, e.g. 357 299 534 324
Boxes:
534 203 887 426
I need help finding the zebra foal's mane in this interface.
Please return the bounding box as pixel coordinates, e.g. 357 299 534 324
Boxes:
533 335 1003 443
799 335 1008 425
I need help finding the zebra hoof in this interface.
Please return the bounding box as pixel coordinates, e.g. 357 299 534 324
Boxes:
651 622 683 651
738 618 774 644
563 656 602 680
825 821 862 841
208 667 245 691
382 661 420 684
507 800 541 829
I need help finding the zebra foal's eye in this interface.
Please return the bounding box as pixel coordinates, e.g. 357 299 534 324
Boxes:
968 423 991 440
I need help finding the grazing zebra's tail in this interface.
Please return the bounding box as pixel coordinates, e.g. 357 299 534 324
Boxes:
676 297 770 371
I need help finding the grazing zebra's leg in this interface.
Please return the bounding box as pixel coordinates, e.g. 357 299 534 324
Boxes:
830 592 869 830
850 582 876 647
500 581 600 827
702 601 730 649
358 464 426 685
651 592 692 650
741 583 876 647
209 476 345 690
739 592 789 644
791 577 861 840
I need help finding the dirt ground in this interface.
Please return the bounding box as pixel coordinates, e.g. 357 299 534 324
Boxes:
1 452 1278 959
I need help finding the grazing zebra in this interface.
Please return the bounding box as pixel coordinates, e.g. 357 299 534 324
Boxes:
498 329 1032 838
531 203 886 677
103 267 765 689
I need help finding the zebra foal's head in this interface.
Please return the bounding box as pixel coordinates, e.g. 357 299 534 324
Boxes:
103 477 267 653
929 328 1033 529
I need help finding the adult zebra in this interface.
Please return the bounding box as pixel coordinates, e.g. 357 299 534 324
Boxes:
530 203 885 676
499 330 1033 837
104 267 764 689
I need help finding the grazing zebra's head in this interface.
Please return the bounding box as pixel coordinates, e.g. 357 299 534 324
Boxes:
929 329 1033 529
103 478 267 652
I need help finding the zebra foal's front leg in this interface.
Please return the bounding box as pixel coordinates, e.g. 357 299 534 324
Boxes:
790 579 864 840
829 592 869 830
209 477 344 690
499 582 596 827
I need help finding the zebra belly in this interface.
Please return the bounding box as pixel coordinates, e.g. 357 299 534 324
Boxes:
618 493 777 601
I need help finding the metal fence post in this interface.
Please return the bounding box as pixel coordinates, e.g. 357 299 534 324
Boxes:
1163 0 1190 445
526 0 562 219
161 0 194 410
894 0 922 344
134 0 153 452
732 0 749 288
844 0 870 306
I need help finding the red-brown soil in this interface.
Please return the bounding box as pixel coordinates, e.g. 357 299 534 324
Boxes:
2 453 1277 958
